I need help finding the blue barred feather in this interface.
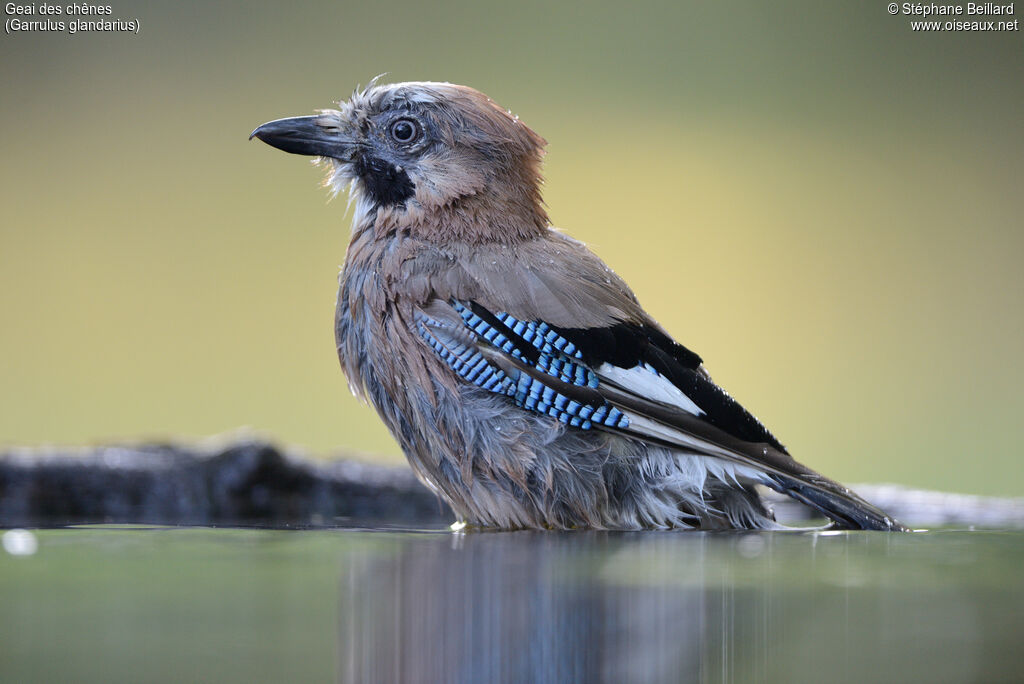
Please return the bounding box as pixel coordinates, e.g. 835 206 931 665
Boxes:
415 303 629 430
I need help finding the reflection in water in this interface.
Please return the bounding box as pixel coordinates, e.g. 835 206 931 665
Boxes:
339 530 1016 684
2 527 1022 682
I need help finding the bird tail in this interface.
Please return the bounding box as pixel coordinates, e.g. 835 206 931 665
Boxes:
765 469 908 531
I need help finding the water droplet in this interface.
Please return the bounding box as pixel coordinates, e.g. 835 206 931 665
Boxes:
2 529 38 557
737 534 765 558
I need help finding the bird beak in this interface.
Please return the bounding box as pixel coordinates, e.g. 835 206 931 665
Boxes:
249 116 351 159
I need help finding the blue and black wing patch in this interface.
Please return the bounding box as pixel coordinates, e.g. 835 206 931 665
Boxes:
414 300 628 429
415 298 785 453
415 307 513 394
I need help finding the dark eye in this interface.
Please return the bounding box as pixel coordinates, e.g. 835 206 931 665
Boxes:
388 118 420 144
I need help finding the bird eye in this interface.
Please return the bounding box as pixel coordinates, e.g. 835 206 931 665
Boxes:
388 118 420 144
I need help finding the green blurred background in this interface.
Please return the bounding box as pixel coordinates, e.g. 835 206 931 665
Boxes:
1 1 1021 495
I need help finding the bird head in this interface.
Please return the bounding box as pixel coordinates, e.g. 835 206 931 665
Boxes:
251 81 549 242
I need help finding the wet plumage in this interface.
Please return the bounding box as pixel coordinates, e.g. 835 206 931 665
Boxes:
251 81 905 531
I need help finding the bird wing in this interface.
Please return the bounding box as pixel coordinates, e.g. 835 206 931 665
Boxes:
409 236 902 530
414 297 786 456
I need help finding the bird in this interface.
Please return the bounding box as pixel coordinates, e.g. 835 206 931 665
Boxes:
250 80 905 531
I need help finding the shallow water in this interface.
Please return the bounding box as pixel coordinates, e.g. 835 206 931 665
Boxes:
1 526 1022 683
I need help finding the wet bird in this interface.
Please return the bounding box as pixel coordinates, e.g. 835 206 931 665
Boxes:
251 81 905 531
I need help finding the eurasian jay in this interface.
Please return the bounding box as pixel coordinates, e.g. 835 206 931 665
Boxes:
251 81 904 531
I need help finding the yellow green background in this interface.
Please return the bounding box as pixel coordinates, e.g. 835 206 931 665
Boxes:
1 1 1021 495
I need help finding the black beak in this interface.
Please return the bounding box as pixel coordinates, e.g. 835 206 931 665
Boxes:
249 116 350 159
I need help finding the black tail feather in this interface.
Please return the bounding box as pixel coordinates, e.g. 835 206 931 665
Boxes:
769 473 908 531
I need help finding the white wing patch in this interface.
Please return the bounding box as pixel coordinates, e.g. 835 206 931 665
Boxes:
623 413 767 487
597 363 705 416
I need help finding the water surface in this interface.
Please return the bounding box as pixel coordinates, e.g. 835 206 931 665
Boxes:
2 527 1021 683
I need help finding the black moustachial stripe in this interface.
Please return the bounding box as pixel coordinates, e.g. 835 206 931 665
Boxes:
550 322 788 453
354 154 415 206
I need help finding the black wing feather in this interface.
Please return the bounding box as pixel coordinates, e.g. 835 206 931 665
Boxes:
551 322 787 452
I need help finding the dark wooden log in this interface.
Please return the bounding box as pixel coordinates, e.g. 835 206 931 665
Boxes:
1 441 1020 529
0 440 451 528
